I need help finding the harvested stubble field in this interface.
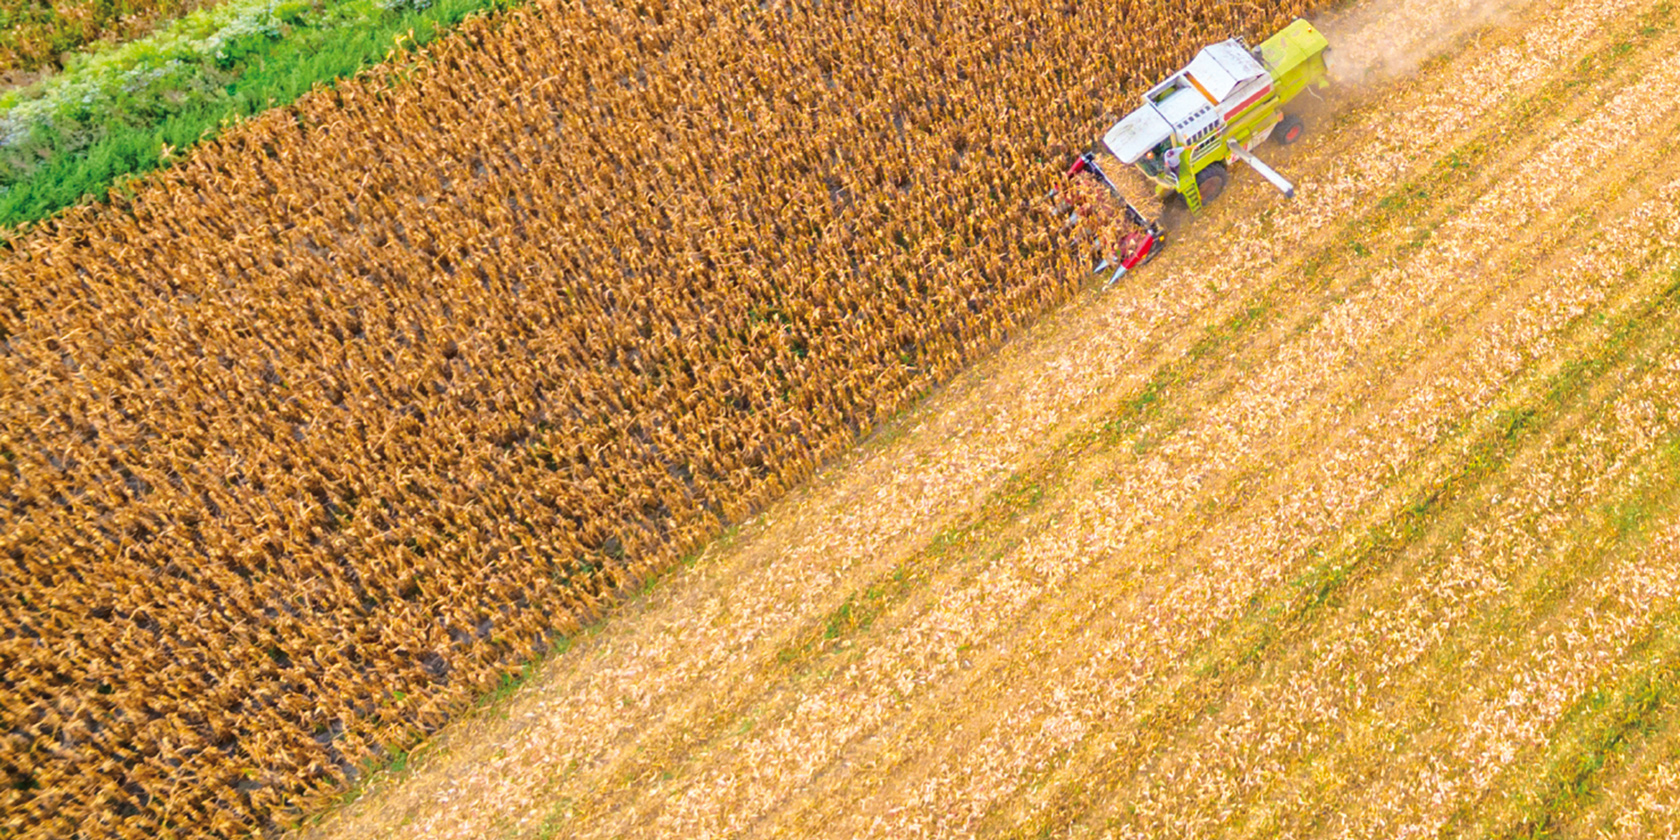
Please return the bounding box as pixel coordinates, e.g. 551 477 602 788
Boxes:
0 0 1322 837
299 0 1680 837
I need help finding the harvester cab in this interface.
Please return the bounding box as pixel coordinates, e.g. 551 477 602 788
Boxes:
1062 19 1331 285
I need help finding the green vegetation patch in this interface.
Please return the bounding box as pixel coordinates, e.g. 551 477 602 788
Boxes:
0 0 210 74
0 0 513 230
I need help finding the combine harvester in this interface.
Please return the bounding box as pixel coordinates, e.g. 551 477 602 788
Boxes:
1065 19 1331 285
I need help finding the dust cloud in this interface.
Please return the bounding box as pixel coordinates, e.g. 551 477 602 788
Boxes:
1315 0 1538 86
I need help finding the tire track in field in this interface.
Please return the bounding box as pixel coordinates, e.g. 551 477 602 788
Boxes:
574 13 1559 840
571 0 1619 826
1329 353 1680 840
1087 236 1680 839
298 0 1674 836
1007 197 1680 838
1555 657 1680 838
312 6 1542 839
293 58 1321 840
779 9 1680 836
570 0 1668 836
772 60 1668 840
1050 11 1680 830
1028 79 1680 840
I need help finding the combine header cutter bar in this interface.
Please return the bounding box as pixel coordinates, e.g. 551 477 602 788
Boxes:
1065 152 1166 288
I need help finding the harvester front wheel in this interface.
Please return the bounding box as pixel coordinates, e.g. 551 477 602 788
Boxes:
1195 162 1229 205
1275 114 1305 146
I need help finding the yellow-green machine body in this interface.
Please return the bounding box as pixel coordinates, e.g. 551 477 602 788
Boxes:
1101 19 1331 213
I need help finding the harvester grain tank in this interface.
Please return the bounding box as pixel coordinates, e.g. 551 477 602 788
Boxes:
1066 19 1331 282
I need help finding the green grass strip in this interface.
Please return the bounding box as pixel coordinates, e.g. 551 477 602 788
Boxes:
0 0 514 230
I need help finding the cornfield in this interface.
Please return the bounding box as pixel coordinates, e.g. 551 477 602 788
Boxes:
0 0 1312 836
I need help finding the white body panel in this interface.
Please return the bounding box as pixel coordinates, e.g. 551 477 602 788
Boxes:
1103 106 1173 164
1156 88 1219 138
1183 49 1240 102
1103 39 1273 166
1198 41 1267 93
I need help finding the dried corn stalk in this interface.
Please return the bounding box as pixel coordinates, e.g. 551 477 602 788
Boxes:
0 0 1314 836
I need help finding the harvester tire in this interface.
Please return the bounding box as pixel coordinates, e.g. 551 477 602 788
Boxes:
1195 162 1229 205
1275 114 1305 146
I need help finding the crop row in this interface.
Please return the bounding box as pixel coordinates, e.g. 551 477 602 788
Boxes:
0 0 1310 836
